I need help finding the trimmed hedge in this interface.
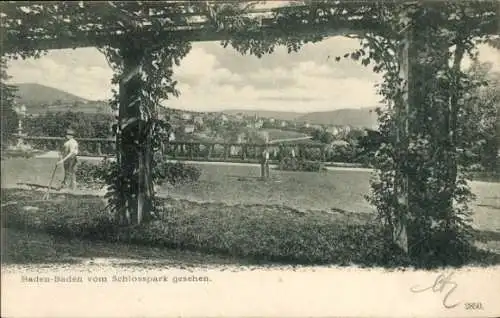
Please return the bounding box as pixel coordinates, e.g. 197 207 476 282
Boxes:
278 157 327 172
76 159 201 189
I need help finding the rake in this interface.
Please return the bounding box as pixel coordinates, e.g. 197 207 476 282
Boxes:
42 164 58 200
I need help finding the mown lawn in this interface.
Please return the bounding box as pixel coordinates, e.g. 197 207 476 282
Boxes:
2 188 500 268
260 128 309 141
1 157 374 213
1 227 251 267
3 157 499 230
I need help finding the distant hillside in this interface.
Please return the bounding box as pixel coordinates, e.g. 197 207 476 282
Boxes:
223 107 379 128
222 109 302 121
12 83 111 114
297 108 378 128
14 83 88 105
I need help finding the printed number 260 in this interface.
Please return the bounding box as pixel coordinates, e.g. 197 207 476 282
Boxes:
465 302 483 310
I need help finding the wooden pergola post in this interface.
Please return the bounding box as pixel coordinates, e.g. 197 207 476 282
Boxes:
117 41 154 225
393 24 416 254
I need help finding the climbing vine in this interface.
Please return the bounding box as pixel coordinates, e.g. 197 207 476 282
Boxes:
331 2 497 263
96 38 191 224
225 1 499 263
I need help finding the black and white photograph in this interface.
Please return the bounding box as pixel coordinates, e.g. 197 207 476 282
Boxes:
1 1 500 317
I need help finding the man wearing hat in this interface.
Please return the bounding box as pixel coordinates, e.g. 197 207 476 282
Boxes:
57 128 79 190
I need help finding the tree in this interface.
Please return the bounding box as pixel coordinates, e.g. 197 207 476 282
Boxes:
459 61 500 174
0 57 19 149
311 128 334 144
356 129 387 164
24 111 115 138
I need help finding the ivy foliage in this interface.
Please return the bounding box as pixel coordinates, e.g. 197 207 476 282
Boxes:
0 57 19 149
224 1 500 261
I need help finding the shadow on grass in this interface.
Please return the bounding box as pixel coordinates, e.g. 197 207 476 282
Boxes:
3 188 500 269
1 227 265 267
474 229 500 242
476 204 500 210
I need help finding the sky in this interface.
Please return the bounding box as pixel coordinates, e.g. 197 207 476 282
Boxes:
6 3 500 114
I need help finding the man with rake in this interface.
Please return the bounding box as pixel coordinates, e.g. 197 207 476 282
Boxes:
57 128 79 191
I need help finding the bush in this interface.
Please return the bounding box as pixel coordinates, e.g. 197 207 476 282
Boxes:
153 160 202 186
278 157 326 172
24 111 114 138
76 157 201 189
76 160 115 189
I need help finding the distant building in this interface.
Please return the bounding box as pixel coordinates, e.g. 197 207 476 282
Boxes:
184 125 195 134
181 113 192 121
236 132 247 144
303 123 310 128
326 126 340 135
280 121 288 127
219 114 229 122
194 116 203 125
269 118 275 123
254 119 264 129
169 131 176 141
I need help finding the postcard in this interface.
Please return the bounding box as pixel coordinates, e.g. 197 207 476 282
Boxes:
2 1 500 317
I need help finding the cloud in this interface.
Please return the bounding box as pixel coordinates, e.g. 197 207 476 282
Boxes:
247 67 296 89
174 47 218 78
461 44 500 73
258 96 320 102
7 48 113 101
5 36 498 114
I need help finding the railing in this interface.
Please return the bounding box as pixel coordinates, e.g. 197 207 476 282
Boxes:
23 136 116 157
21 136 331 162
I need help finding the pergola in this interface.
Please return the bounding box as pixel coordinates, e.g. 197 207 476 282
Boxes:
2 1 499 254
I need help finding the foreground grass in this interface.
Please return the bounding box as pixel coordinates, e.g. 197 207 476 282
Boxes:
3 189 500 269
1 227 256 267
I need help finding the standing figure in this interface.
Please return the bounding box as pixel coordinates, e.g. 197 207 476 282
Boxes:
260 147 270 179
57 129 79 190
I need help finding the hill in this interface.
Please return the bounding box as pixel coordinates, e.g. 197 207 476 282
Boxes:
222 109 302 121
223 107 379 128
297 108 378 128
12 83 110 114
11 83 378 127
14 83 88 106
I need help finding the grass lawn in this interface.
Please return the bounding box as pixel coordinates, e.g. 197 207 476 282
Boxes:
3 157 499 229
2 156 500 267
1 227 253 267
2 188 500 268
260 128 309 141
2 157 373 213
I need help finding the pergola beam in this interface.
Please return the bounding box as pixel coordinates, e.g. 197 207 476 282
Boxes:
3 1 498 53
3 24 368 52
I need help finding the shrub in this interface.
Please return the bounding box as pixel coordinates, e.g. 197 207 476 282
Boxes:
76 157 201 189
153 160 202 186
76 160 115 189
24 111 114 138
301 147 322 161
278 157 326 172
